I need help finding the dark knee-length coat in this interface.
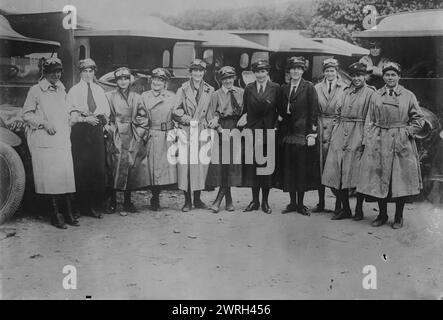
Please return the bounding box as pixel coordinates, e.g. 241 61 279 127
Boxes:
242 80 280 188
275 78 320 192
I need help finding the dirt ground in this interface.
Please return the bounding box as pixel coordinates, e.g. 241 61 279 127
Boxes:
1 188 442 300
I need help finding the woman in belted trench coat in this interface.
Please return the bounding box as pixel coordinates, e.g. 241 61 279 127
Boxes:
140 68 177 211
357 62 424 229
105 67 148 215
313 58 345 214
322 62 377 221
172 59 214 212
276 56 320 216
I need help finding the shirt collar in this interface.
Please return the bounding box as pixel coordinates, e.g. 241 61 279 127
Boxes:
222 85 236 94
290 78 301 88
256 80 267 91
382 84 401 96
80 78 94 87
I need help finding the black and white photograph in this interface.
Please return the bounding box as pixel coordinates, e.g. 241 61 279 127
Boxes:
0 0 443 303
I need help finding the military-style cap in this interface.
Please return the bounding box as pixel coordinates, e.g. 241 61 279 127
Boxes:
218 66 236 80
189 59 207 71
251 59 271 72
348 62 367 75
382 61 401 75
286 56 308 70
114 67 131 79
368 40 381 48
42 57 63 74
322 57 339 70
151 67 171 81
79 58 97 71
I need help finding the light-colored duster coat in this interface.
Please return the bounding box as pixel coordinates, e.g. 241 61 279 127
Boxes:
322 84 377 189
172 80 214 192
314 77 346 172
357 85 424 199
141 89 178 186
105 89 147 190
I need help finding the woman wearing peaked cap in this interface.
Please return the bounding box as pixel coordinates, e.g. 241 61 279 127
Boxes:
206 66 244 213
22 57 77 229
67 58 110 219
313 58 345 214
172 59 214 212
140 68 177 211
276 56 320 216
322 62 377 221
105 67 148 215
241 59 280 214
357 62 425 229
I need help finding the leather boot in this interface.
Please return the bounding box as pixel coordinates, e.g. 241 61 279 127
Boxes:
372 201 388 227
225 188 234 212
193 190 207 209
107 191 117 214
123 191 137 213
210 188 225 213
182 191 192 212
64 196 79 226
50 196 67 229
151 189 161 211
392 201 404 229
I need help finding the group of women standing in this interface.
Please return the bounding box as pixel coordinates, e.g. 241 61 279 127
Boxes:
23 54 424 230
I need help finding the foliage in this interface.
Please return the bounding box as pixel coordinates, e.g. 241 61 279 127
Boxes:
307 0 443 43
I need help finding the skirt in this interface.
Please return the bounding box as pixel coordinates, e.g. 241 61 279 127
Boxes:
71 123 106 197
30 146 75 195
206 117 242 187
276 141 321 192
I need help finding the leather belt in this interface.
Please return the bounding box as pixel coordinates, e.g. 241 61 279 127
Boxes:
149 120 174 131
374 121 407 129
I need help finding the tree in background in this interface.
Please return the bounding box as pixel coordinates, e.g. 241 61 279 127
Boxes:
307 0 443 44
155 1 315 30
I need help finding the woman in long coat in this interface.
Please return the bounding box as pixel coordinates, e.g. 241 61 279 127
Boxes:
67 58 110 219
140 68 177 211
105 67 148 215
22 57 77 229
277 56 320 216
357 62 424 229
172 59 214 212
313 58 345 214
206 66 244 213
322 62 377 221
241 59 280 214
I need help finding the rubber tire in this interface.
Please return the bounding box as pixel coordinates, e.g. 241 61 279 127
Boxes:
0 142 25 224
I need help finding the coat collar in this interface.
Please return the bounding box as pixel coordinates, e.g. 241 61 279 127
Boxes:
284 78 307 101
39 78 65 92
145 89 168 110
380 84 403 96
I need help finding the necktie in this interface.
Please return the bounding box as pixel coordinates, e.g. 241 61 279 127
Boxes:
389 89 394 96
229 89 241 115
290 85 297 99
328 81 332 94
87 82 97 113
259 84 264 95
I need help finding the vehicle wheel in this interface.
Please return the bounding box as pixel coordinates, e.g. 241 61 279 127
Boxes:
0 141 25 224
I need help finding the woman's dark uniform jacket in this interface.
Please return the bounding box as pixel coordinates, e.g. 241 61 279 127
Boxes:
241 80 281 188
275 78 321 191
